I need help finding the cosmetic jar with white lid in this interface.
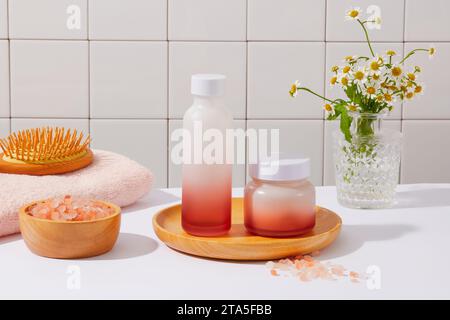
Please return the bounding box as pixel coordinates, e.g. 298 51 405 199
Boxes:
244 158 316 237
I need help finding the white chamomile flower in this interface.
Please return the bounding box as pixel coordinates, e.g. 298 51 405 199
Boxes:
345 7 361 20
289 80 300 97
368 55 383 75
428 45 436 59
352 68 367 85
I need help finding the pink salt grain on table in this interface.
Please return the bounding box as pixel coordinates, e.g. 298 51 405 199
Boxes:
267 251 364 283
27 195 115 222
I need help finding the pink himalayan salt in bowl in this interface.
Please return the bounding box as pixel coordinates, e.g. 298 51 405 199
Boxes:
20 196 121 258
26 195 116 222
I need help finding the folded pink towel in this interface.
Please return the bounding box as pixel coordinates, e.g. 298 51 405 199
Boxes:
0 150 153 237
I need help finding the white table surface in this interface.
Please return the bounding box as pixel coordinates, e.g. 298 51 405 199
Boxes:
1 184 450 300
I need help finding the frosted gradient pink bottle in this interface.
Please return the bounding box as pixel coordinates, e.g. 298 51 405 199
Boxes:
182 74 232 236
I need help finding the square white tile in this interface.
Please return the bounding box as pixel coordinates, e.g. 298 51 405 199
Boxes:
323 119 401 186
11 118 89 136
168 0 246 40
9 0 87 39
10 40 88 118
403 43 450 119
248 0 325 41
0 118 9 137
0 40 9 117
168 119 246 188
90 41 167 119
401 120 450 183
325 42 403 119
169 42 246 118
247 42 325 119
405 0 450 41
0 0 7 38
89 0 167 40
90 119 168 187
326 0 404 42
246 120 323 186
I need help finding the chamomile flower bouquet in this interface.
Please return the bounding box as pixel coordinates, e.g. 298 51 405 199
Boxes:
290 7 435 208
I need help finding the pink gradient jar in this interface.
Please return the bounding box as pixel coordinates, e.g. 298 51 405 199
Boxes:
244 158 316 237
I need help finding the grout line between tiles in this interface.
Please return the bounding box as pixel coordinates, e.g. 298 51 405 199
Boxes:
6 0 11 134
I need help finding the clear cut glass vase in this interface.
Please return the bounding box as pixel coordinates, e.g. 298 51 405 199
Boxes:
333 112 402 209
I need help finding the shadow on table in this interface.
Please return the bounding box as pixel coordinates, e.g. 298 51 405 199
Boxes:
86 232 158 261
392 186 450 209
122 189 180 213
0 233 22 246
320 224 417 259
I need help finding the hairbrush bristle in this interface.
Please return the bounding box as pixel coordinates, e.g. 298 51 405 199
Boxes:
0 127 90 163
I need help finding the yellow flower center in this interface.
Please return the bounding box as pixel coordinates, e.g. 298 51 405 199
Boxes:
289 84 297 96
330 76 337 85
341 77 349 86
389 85 398 91
324 104 332 111
407 73 416 81
349 10 359 18
384 94 392 102
348 104 357 111
367 87 376 95
345 56 354 61
370 61 380 71
372 74 380 80
354 71 364 80
392 66 402 77
386 50 396 56
415 85 423 93
343 66 351 74
376 95 384 101
406 92 414 99
331 66 339 72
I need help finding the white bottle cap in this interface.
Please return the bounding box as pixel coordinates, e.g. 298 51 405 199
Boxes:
249 158 311 181
191 74 226 96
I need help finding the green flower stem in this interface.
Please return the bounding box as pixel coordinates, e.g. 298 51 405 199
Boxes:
399 48 429 64
297 87 335 103
357 19 375 57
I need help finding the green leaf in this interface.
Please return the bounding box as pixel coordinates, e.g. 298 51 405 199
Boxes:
339 108 352 143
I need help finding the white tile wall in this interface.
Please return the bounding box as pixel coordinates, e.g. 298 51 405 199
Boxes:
0 118 9 137
247 0 325 41
326 0 404 42
89 0 167 40
247 42 325 119
0 0 449 186
405 0 450 41
10 40 89 118
0 0 7 39
9 0 87 39
0 40 9 117
90 41 167 118
168 0 246 41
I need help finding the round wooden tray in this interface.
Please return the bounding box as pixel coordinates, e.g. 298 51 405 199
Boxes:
153 198 342 261
0 149 94 175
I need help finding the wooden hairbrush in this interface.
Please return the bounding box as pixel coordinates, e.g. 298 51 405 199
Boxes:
0 127 93 175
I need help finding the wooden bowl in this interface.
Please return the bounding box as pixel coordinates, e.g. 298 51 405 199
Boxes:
153 198 342 261
19 199 121 259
